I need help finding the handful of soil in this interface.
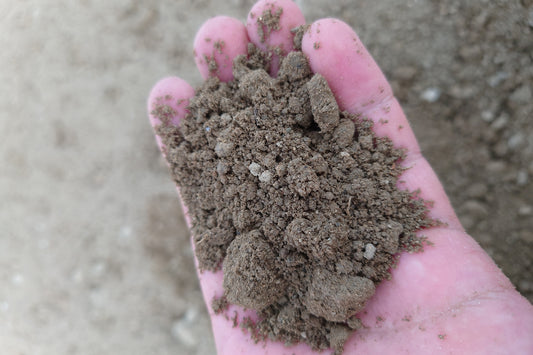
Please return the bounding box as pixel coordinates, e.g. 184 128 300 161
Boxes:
153 42 434 355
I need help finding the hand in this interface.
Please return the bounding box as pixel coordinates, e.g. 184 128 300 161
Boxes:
147 1 533 353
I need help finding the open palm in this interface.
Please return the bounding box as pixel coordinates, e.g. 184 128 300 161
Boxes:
147 1 533 353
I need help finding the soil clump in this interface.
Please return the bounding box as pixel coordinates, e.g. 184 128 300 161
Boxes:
153 38 435 355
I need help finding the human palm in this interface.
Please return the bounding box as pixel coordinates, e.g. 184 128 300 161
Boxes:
147 1 533 353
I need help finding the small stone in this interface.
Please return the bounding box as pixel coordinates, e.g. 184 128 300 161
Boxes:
517 170 529 186
363 244 376 260
487 71 509 87
220 113 232 125
304 269 375 322
509 84 532 104
215 141 234 157
248 162 262 177
333 119 355 148
275 163 287 177
481 110 495 122
518 205 532 216
217 161 229 176
508 133 524 150
420 87 441 103
259 170 272 183
490 114 509 131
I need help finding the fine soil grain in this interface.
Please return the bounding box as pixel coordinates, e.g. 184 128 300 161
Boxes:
153 43 436 353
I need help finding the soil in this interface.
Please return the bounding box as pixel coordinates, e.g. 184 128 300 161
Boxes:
3 1 532 355
153 31 435 351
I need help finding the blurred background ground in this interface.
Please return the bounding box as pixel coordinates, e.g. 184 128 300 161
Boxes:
0 0 531 354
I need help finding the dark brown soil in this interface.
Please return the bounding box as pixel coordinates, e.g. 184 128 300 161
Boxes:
152 41 435 352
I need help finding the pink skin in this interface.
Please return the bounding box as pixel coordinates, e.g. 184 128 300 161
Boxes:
247 0 305 75
147 1 533 354
194 16 249 82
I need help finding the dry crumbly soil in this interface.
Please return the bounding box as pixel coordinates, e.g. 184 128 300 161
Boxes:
0 1 531 355
155 43 435 352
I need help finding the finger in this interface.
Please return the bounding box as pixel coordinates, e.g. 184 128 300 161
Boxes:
147 76 194 153
246 0 305 75
302 19 418 152
302 19 460 228
193 16 249 82
302 19 533 353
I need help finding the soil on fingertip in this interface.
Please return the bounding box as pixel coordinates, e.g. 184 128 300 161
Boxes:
152 21 436 355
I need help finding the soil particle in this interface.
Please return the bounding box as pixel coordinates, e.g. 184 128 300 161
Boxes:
307 73 340 132
223 230 286 310
256 7 283 43
155 43 435 353
304 269 375 322
212 296 229 315
291 25 310 50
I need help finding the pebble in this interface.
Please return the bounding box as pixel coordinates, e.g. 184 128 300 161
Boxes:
516 170 529 186
259 170 272 183
363 244 376 260
481 110 495 122
215 141 234 157
217 161 229 176
333 119 355 148
509 84 532 104
248 162 261 177
490 113 509 131
220 113 232 125
519 205 532 216
420 87 441 103
507 133 524 150
487 71 509 87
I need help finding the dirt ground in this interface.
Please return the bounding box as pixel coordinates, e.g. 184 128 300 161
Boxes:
0 1 531 354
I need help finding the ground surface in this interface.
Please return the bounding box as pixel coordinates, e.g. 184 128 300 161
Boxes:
0 1 531 354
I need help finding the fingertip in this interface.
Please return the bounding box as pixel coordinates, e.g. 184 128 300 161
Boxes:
148 76 194 127
302 18 392 114
247 0 305 75
147 76 194 151
194 16 249 82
